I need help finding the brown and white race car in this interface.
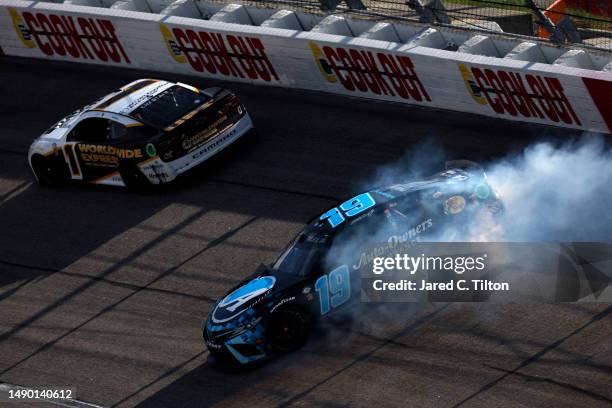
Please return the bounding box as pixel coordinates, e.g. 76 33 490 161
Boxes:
28 78 253 188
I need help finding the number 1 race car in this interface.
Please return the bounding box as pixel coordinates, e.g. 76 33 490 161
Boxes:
204 162 503 365
28 79 253 189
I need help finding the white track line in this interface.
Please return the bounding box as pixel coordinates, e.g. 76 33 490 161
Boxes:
0 383 108 408
0 181 32 207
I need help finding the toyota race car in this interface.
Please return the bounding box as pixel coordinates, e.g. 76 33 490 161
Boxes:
204 162 503 365
28 79 253 189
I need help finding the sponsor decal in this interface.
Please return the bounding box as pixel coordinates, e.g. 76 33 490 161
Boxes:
459 64 581 126
9 9 130 63
353 218 434 271
118 82 168 114
309 42 431 102
160 24 278 82
270 296 296 313
77 144 142 166
91 171 123 185
182 116 228 151
212 277 276 323
349 209 375 226
145 143 157 158
162 150 174 161
387 218 433 245
160 24 186 64
444 196 466 215
206 341 223 350
191 128 237 160
9 9 35 48
474 184 490 200
142 162 171 182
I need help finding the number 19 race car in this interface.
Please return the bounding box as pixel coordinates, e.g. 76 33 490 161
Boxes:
28 79 253 189
203 162 503 365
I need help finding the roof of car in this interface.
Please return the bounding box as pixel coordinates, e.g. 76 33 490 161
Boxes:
304 170 478 236
41 79 178 136
90 79 174 116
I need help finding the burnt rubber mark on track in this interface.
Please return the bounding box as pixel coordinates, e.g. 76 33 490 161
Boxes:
276 304 450 407
485 364 612 404
0 148 25 156
0 216 258 377
206 178 342 202
0 259 215 303
0 259 57 274
452 306 612 408
0 144 342 203
113 350 208 407
0 181 32 205
0 277 41 302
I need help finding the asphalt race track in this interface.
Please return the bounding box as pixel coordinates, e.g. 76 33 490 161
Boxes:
0 57 611 408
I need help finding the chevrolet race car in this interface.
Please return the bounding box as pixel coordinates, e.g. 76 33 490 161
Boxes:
204 162 503 365
28 79 253 189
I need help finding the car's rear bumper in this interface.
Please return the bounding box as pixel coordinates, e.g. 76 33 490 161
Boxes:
138 113 253 184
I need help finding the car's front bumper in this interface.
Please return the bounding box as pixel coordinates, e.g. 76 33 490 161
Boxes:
204 321 268 365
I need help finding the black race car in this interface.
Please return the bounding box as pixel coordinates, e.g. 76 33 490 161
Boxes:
204 162 503 365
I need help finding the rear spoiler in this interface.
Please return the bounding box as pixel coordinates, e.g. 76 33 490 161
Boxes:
202 87 233 100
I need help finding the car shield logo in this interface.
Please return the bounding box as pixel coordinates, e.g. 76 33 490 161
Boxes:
212 276 276 323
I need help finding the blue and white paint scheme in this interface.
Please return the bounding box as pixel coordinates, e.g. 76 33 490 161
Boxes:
211 276 276 323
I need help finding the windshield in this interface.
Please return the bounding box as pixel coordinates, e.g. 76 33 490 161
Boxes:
272 235 328 277
130 85 208 128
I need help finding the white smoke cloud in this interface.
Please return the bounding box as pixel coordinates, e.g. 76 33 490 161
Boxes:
320 134 612 282
354 134 612 243
485 135 612 242
312 135 612 334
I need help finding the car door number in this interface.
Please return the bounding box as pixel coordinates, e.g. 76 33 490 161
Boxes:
314 265 350 315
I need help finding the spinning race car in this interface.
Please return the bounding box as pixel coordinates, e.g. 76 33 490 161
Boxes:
204 163 503 365
28 79 253 189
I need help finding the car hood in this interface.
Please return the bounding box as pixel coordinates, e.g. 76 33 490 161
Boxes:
209 276 276 324
208 271 307 327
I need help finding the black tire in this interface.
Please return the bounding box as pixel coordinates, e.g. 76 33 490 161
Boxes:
246 127 257 138
31 154 68 187
119 162 152 192
268 308 311 353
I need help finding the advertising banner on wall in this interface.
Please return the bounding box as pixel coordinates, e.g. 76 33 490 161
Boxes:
1 0 611 133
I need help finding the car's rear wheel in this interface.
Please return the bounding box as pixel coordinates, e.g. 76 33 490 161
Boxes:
31 154 68 187
119 162 152 191
268 308 311 353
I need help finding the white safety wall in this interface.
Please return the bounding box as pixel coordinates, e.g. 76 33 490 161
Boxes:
1 0 611 133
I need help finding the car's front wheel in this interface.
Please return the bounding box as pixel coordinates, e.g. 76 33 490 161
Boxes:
31 154 68 187
268 308 311 353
